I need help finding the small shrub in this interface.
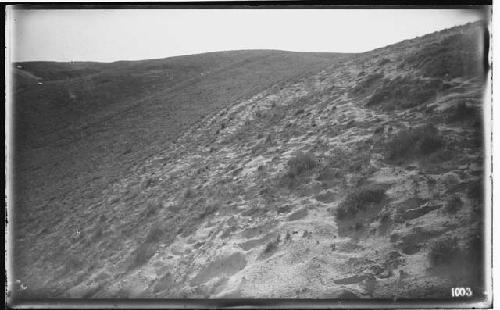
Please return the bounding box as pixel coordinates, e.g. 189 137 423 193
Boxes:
351 73 384 96
335 185 386 220
145 223 164 243
384 124 443 162
183 188 195 199
446 101 478 123
444 195 462 214
197 203 218 220
316 168 339 181
144 199 160 217
286 152 319 178
428 236 460 267
295 108 305 116
366 76 443 110
142 177 158 189
64 255 84 274
378 58 391 65
467 181 483 201
129 223 168 269
260 239 279 259
131 242 157 269
406 29 484 79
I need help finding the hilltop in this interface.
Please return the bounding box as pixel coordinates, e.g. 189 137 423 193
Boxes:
11 21 487 302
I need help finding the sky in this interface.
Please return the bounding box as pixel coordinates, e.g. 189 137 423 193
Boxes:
9 8 487 63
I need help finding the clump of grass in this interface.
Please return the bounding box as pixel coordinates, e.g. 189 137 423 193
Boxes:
444 195 463 214
335 185 386 220
63 255 84 275
142 177 158 189
144 223 164 243
366 76 443 110
196 203 218 220
129 223 165 269
316 168 339 181
260 239 279 259
295 108 305 116
351 72 384 96
467 181 483 201
406 29 484 79
183 187 195 199
378 58 391 65
281 152 319 189
384 124 443 162
428 236 460 267
286 152 319 178
144 199 160 217
446 101 478 123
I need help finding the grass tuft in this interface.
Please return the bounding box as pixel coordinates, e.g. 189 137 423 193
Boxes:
286 152 319 178
444 195 462 214
335 185 386 220
428 236 460 267
384 124 443 162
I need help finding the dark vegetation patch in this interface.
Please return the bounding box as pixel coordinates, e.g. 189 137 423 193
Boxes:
406 27 485 79
378 58 391 66
280 152 319 188
467 180 483 202
316 168 340 181
335 185 386 220
366 76 443 110
384 124 443 163
276 205 293 215
393 226 443 255
443 195 463 214
445 101 480 124
351 72 384 97
315 191 337 203
428 232 484 292
129 222 177 270
428 236 461 267
260 239 279 259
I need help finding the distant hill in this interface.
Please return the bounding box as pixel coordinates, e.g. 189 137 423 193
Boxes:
11 21 487 302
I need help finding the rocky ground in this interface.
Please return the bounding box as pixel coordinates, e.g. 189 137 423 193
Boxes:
11 22 488 304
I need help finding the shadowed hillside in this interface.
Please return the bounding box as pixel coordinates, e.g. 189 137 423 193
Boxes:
11 21 487 303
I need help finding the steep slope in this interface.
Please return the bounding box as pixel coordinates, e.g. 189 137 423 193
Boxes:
12 21 487 302
12 49 352 297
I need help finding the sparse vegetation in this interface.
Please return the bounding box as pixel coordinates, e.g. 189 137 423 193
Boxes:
428 236 460 267
128 223 166 269
406 28 484 79
335 185 386 220
444 195 462 214
260 239 279 259
446 101 479 123
468 181 483 201
366 76 443 110
286 152 319 178
13 23 486 299
384 124 443 162
351 72 384 96
183 187 196 199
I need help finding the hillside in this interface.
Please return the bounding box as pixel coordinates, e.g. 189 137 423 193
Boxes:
11 21 487 303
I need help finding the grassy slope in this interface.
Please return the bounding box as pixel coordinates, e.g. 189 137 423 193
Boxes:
12 22 487 300
13 50 351 290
